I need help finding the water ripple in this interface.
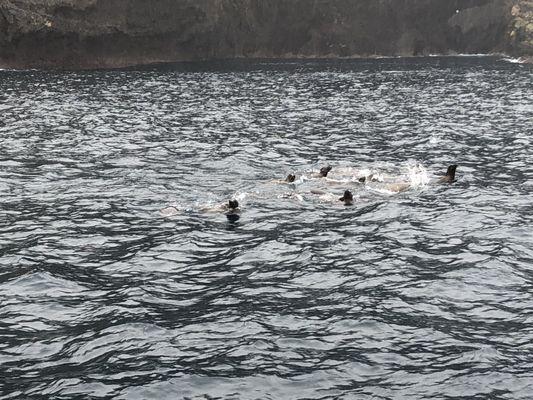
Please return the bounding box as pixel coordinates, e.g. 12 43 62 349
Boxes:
1 57 532 399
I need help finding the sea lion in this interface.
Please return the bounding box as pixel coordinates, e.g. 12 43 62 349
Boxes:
161 199 241 218
227 200 239 210
160 206 179 216
358 174 379 183
339 190 354 206
311 165 332 178
271 173 296 184
200 199 240 213
310 189 354 205
437 165 457 184
226 199 240 222
383 182 411 193
319 165 332 177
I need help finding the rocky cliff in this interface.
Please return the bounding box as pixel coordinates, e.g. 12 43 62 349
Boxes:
508 0 533 58
0 0 530 69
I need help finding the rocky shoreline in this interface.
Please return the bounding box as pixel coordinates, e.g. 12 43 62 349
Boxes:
0 0 531 69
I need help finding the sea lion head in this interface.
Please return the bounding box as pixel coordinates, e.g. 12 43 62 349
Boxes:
228 200 239 210
446 165 457 182
285 174 296 183
339 190 354 206
320 165 332 177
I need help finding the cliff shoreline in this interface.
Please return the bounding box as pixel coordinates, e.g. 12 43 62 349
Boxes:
0 0 531 69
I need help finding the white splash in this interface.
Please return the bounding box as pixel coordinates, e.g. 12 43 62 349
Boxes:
407 163 430 187
319 193 339 203
278 192 304 202
429 135 439 144
234 192 248 201
502 57 524 64
326 167 382 183
295 175 308 184
357 168 373 178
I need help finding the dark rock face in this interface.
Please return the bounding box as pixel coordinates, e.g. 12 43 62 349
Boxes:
0 0 529 69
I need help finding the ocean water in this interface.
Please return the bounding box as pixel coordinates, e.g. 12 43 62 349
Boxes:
0 57 532 399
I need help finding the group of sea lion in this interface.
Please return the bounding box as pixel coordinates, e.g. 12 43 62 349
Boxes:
161 165 457 222
212 164 458 221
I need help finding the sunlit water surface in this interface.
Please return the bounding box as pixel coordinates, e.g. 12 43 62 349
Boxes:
1 57 532 399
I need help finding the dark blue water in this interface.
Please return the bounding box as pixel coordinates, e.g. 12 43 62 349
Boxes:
1 57 532 399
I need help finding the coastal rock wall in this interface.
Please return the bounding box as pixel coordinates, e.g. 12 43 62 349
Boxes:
0 0 529 68
508 0 533 58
